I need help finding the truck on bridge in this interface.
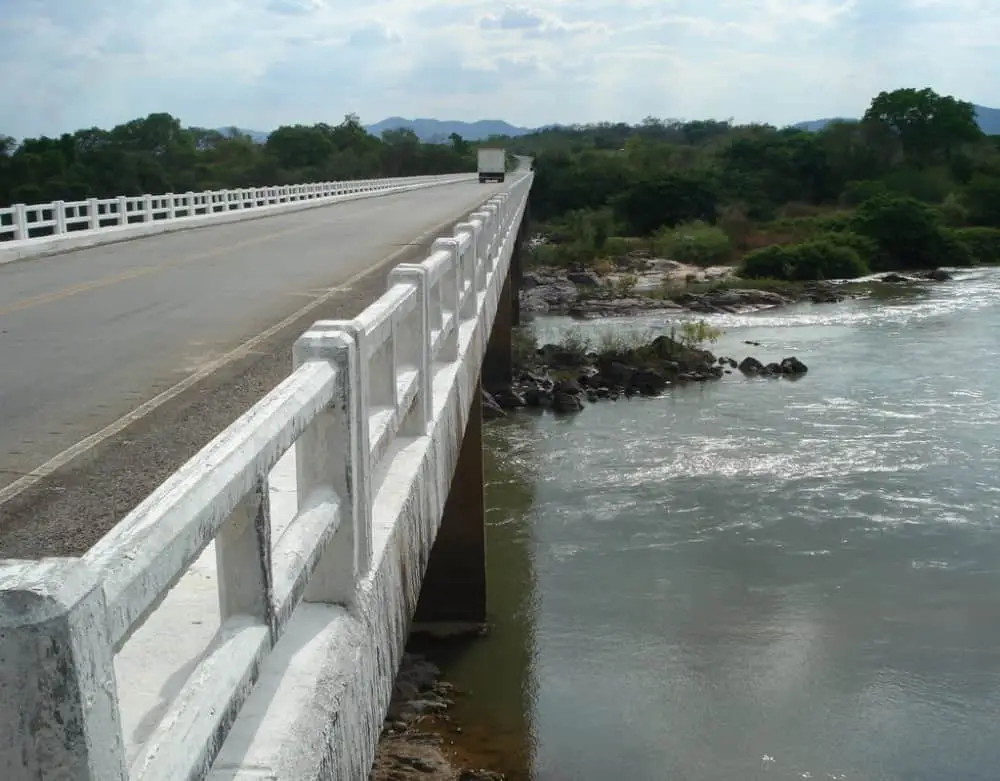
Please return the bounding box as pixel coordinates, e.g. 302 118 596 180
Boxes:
477 147 506 184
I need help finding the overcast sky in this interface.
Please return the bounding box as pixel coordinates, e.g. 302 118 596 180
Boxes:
1 0 997 139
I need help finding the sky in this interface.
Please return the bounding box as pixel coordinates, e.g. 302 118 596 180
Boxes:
1 0 998 139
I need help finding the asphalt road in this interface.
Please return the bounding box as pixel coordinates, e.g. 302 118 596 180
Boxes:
0 176 515 556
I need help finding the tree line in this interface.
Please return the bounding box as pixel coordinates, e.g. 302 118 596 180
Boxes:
497 87 1000 278
0 113 483 207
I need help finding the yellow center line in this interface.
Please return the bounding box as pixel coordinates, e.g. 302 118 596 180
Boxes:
0 221 323 318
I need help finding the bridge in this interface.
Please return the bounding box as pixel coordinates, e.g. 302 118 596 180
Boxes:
0 165 533 779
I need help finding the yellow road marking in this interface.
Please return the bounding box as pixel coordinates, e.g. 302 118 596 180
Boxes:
0 222 318 318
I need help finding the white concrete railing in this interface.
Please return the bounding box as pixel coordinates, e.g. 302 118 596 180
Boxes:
0 174 465 243
0 172 532 781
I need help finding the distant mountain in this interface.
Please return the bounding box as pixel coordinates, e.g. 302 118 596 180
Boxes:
364 117 534 143
214 127 270 143
793 104 1000 134
792 117 855 132
211 120 533 145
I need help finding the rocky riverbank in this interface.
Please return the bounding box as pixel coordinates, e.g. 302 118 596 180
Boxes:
371 654 504 781
483 331 808 416
520 252 955 319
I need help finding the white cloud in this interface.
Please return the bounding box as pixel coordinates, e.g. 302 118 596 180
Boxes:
1 0 998 139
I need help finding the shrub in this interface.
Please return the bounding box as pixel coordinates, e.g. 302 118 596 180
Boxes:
717 204 754 249
740 245 792 279
882 166 952 203
840 179 888 207
740 239 869 281
812 230 879 265
850 193 948 270
938 192 970 227
652 221 732 266
938 230 976 267
950 227 1000 264
676 320 724 349
765 212 852 240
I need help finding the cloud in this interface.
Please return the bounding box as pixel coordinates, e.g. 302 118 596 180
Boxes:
1 0 998 139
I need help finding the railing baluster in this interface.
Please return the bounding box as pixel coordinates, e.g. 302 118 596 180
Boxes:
215 476 275 631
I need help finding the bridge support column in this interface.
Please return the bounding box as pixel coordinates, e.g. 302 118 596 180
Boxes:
413 382 487 631
482 274 514 389
511 201 529 327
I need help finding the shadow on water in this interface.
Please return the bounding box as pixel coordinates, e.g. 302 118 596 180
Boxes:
411 415 544 780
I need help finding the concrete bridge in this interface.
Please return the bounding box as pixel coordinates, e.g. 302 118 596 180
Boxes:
0 166 533 779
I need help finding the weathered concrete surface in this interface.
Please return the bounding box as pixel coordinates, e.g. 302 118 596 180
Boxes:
0 559 127 780
202 188 523 780
0 179 510 559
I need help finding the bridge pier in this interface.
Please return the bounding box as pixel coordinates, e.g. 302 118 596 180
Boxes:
413 383 487 631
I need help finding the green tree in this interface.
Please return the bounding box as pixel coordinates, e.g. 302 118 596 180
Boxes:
863 88 982 164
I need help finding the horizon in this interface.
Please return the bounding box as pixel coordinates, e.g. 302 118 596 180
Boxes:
3 0 999 140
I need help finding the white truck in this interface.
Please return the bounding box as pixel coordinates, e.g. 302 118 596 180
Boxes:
477 147 506 184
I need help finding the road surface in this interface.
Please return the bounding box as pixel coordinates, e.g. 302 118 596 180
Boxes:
0 175 514 556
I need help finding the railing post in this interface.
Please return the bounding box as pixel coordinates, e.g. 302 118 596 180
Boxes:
13 204 26 240
53 200 67 234
389 264 433 434
0 559 127 781
143 194 153 222
469 211 492 280
117 196 128 226
87 198 100 230
431 237 462 362
292 326 372 604
480 202 500 271
215 476 275 633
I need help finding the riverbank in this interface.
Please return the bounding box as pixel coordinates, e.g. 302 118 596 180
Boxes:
371 653 505 781
520 252 954 319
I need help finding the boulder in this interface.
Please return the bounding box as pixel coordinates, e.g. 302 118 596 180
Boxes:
925 268 953 282
780 356 808 375
566 270 603 287
490 387 526 410
552 391 584 413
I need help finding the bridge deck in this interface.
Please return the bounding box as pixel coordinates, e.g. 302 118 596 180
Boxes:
0 178 506 558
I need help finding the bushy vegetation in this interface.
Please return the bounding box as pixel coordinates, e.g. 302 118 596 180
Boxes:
741 240 869 281
0 113 484 207
652 221 732 267
951 227 1000 265
505 87 1000 278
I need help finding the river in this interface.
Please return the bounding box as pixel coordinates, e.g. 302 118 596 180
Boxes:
421 267 1000 781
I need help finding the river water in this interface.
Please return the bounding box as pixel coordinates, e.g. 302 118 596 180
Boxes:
426 268 1000 781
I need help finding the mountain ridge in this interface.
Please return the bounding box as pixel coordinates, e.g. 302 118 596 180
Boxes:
214 102 1000 144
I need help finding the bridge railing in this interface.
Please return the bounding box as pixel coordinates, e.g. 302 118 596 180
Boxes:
0 173 469 243
0 172 532 781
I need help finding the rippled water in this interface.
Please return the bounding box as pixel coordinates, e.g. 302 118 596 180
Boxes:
430 268 1000 781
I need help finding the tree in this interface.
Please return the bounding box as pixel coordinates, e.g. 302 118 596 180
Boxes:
863 88 982 164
